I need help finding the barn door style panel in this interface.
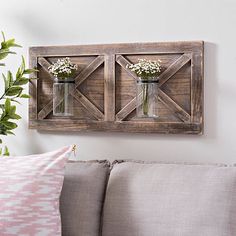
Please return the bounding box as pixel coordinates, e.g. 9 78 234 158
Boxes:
29 41 204 134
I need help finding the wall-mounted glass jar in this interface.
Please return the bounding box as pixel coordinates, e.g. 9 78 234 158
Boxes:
53 78 75 116
136 77 159 118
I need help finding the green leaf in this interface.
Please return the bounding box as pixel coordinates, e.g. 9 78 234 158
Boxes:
23 68 38 74
0 63 5 66
20 94 30 98
1 31 5 42
12 44 21 48
9 105 16 115
6 130 15 135
1 121 17 130
4 39 21 48
0 139 2 144
2 73 9 91
14 78 29 85
16 67 22 79
3 146 10 156
9 114 21 120
6 87 23 96
7 71 13 86
5 98 11 114
21 56 25 72
0 49 16 55
0 50 15 60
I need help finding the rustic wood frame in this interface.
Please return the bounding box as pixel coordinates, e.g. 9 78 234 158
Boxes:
29 41 204 134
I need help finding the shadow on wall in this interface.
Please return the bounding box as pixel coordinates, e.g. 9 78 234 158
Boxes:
204 42 219 140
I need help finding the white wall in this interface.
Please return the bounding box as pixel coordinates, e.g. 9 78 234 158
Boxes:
0 0 236 163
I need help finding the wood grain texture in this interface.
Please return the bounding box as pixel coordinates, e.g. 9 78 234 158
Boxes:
104 55 115 121
29 120 201 134
29 41 204 134
158 54 191 86
72 90 104 120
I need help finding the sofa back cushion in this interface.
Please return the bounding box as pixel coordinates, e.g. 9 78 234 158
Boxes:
102 160 236 236
60 160 110 236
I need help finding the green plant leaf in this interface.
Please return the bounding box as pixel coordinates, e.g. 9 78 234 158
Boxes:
3 146 10 156
9 105 16 115
2 73 9 91
1 121 17 130
7 71 13 86
21 56 25 72
6 130 15 135
14 78 29 85
5 98 11 114
20 94 30 98
6 87 23 96
23 68 38 74
1 31 5 42
9 114 21 120
16 67 22 79
0 49 16 55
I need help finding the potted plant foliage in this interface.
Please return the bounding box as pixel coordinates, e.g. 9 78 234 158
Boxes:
0 32 37 155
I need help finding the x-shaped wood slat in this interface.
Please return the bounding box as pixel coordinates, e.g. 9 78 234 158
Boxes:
115 54 191 122
37 56 104 120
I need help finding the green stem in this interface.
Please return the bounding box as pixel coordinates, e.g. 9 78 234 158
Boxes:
143 83 149 115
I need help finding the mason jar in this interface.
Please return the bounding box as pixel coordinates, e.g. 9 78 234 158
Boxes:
136 77 159 118
53 78 75 116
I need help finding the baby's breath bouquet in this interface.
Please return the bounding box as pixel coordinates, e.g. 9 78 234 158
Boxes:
126 59 161 78
127 59 162 117
48 57 78 79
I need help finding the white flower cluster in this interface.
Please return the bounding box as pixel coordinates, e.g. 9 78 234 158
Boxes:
126 58 161 78
48 57 78 78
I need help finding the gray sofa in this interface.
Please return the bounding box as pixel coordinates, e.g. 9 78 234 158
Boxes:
60 160 236 236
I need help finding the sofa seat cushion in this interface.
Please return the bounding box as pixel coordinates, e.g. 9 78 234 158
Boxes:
60 160 110 236
102 160 236 236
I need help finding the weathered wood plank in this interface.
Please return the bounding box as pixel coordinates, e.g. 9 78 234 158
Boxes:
29 119 201 134
191 47 204 128
159 53 191 87
116 93 141 121
29 49 38 121
116 55 137 79
75 55 104 87
104 55 116 121
38 100 53 120
158 90 190 122
73 90 104 120
29 41 203 57
37 57 54 80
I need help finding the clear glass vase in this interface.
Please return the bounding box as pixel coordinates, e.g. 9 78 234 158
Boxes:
53 78 75 117
136 77 159 118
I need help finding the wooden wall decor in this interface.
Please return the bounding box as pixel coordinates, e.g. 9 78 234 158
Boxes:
29 41 204 134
